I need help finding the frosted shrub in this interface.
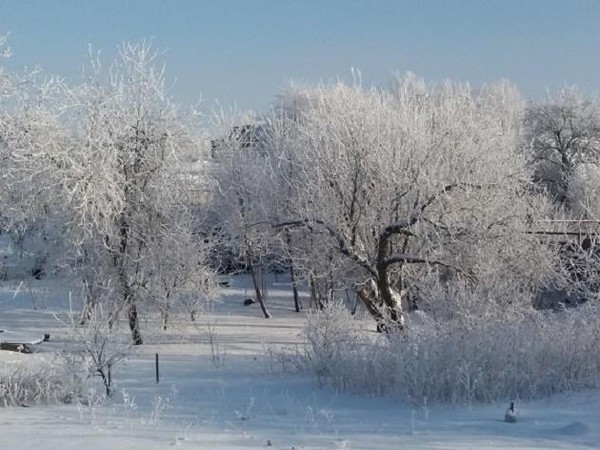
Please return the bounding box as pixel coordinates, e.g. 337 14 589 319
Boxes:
391 313 600 404
298 303 600 404
0 363 88 407
302 301 368 386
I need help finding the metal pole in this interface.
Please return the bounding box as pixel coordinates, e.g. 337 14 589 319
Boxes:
155 353 159 384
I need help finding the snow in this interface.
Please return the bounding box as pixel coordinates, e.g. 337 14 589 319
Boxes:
1 274 600 449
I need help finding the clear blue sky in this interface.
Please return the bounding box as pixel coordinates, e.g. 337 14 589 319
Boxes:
2 0 599 112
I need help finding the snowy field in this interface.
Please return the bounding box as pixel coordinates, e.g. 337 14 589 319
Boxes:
1 275 600 450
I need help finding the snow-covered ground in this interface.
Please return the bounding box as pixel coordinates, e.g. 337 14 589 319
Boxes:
1 275 600 449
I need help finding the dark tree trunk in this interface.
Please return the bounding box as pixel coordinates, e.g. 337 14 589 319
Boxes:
117 267 144 344
309 275 317 309
374 274 404 330
373 233 405 330
128 301 143 345
79 293 93 325
290 264 302 312
309 275 326 310
98 367 112 397
79 252 93 325
357 285 387 331
162 308 169 331
248 258 271 318
116 214 144 345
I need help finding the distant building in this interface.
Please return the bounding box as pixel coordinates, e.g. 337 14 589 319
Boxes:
210 123 269 159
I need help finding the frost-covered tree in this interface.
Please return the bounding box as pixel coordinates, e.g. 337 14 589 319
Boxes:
0 41 65 278
523 88 600 305
269 76 549 330
209 118 275 318
66 44 213 344
8 43 213 345
524 88 600 205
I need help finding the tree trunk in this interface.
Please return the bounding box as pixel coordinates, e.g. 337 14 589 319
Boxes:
79 293 93 325
373 234 405 330
162 308 169 331
116 215 144 344
375 275 405 331
309 275 317 309
290 264 302 312
357 284 387 331
79 252 94 325
357 275 405 333
161 286 173 330
117 267 144 344
260 264 268 301
248 258 271 318
309 275 325 310
375 275 404 329
98 367 112 397
128 301 143 345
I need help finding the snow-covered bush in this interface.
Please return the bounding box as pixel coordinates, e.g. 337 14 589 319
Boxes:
0 362 88 407
296 302 600 405
301 301 367 385
68 302 133 397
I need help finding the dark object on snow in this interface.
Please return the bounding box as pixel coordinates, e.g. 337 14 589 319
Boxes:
1 342 32 353
0 333 45 353
31 267 44 280
505 401 517 423
243 298 255 306
31 256 46 280
43 333 50 342
217 275 231 287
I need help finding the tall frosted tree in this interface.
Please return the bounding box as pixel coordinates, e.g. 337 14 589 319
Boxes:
209 119 275 318
268 76 549 330
10 43 212 345
0 36 65 277
524 88 600 206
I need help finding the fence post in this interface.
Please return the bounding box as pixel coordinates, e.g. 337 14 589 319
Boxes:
155 353 159 384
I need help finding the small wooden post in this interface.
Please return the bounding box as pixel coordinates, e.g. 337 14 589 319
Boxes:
155 353 159 384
